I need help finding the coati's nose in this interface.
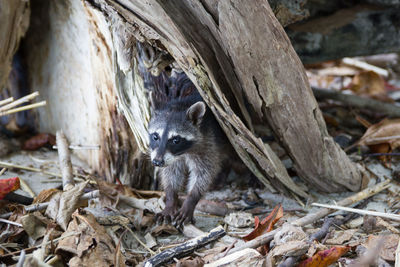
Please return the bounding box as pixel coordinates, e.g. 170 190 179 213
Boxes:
152 159 165 167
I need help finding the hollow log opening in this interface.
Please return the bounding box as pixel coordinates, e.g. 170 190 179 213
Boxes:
5 0 391 197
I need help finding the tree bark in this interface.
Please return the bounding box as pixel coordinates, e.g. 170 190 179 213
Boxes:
0 0 30 91
87 0 364 194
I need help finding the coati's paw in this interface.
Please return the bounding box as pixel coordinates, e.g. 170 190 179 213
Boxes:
155 206 178 224
173 205 195 227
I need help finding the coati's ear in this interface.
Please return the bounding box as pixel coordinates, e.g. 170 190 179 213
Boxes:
186 101 206 125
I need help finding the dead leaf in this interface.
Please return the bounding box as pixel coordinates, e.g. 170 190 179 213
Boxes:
0 177 20 199
22 133 56 150
243 205 283 241
267 240 310 266
357 118 400 161
349 71 387 97
176 256 204 267
21 211 60 240
366 234 399 261
33 188 60 203
298 246 350 267
150 224 179 236
56 209 123 267
45 181 88 230
325 229 357 245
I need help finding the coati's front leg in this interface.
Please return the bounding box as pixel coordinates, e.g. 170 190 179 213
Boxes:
174 156 219 226
155 160 186 224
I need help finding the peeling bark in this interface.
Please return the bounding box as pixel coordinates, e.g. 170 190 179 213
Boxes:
0 0 30 91
88 0 364 194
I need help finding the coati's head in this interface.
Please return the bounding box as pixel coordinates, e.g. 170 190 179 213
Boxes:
148 101 206 167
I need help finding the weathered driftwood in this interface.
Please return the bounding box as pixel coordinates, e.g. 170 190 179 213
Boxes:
87 0 363 194
19 0 152 187
0 0 30 91
144 225 226 267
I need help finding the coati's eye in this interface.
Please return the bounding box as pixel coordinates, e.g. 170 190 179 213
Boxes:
172 136 181 144
152 133 159 141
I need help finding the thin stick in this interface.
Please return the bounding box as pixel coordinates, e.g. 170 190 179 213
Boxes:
0 92 39 112
311 203 400 222
0 168 6 176
0 161 63 177
0 218 23 227
56 130 74 190
0 161 87 179
342 57 389 77
0 101 47 117
225 179 391 256
16 249 25 267
123 225 156 255
0 97 14 107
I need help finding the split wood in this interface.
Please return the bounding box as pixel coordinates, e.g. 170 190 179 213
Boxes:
56 130 74 190
144 225 226 267
312 87 400 117
312 203 400 222
223 179 391 257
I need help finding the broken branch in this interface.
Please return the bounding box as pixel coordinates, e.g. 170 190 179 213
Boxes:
312 87 400 117
144 225 226 267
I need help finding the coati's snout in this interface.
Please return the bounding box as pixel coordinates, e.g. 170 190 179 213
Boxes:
148 101 206 167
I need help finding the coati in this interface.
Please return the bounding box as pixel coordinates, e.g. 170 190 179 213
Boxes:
137 42 230 226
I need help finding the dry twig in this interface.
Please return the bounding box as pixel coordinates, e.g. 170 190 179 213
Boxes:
0 91 39 112
0 101 46 117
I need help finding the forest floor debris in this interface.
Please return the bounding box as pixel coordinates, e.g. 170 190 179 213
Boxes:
1 54 400 266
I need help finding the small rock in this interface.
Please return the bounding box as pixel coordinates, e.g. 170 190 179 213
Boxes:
224 212 254 228
274 224 307 245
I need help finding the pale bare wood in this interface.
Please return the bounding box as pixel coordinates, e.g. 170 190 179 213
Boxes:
0 101 46 117
0 97 14 107
312 203 400 222
0 0 30 90
0 91 39 112
56 131 75 190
